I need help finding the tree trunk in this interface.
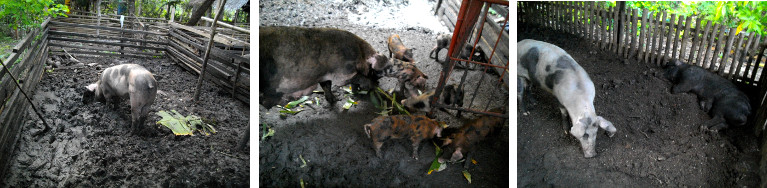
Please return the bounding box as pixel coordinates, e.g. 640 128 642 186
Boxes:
186 0 215 26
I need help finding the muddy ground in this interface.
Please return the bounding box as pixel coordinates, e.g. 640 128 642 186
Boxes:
517 23 760 187
2 55 250 187
259 0 509 187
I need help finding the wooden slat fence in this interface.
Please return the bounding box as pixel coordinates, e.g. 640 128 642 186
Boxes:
0 18 51 179
166 22 250 103
519 1 767 86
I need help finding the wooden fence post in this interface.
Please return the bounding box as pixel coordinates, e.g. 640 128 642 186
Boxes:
708 25 727 69
628 9 638 59
615 1 625 54
193 0 227 102
728 33 747 78
662 14 676 65
678 16 692 60
686 17 702 63
670 15 683 61
744 34 762 81
638 9 648 61
698 23 717 67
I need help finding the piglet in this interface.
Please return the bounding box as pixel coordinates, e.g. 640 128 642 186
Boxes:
438 108 505 168
429 34 451 61
388 34 415 62
400 84 464 114
663 59 751 131
364 115 443 160
378 58 428 97
517 39 617 158
83 64 157 133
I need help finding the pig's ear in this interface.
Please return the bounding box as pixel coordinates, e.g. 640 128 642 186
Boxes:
674 59 683 66
85 84 98 92
369 54 389 71
441 138 452 146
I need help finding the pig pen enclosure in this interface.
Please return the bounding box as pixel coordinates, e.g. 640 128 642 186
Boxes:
0 4 250 187
518 1 767 187
259 0 509 187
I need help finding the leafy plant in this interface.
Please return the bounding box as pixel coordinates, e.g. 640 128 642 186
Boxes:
0 0 69 39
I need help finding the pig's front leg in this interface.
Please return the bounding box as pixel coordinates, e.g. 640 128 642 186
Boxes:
518 77 529 115
701 115 727 132
463 152 472 169
559 106 570 135
697 96 714 113
671 80 694 94
410 138 421 160
373 140 384 158
319 81 336 106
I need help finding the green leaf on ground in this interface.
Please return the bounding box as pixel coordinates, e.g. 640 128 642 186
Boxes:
427 142 445 175
156 110 216 136
299 154 308 168
261 123 275 140
285 96 310 109
342 97 357 110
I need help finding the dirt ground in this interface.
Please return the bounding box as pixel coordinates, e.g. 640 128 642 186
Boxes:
259 0 509 187
2 55 250 187
517 23 760 187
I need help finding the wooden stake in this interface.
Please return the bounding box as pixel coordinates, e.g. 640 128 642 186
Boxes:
193 0 227 102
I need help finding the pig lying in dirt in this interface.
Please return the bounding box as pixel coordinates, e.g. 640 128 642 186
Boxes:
259 26 388 108
400 84 464 114
364 115 444 160
517 39 617 158
378 58 429 97
438 108 506 168
82 64 157 133
388 34 414 62
663 59 751 131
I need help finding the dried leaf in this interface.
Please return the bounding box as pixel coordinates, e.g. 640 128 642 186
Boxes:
462 170 472 184
471 159 477 165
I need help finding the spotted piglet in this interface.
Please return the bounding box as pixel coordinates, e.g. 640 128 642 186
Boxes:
364 115 443 160
517 39 617 158
438 108 506 168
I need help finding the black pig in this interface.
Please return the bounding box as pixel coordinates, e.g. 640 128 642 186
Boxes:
664 59 751 131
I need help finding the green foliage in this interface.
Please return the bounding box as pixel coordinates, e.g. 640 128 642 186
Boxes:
0 0 69 38
610 1 767 35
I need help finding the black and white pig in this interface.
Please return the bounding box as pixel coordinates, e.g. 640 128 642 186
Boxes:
517 39 617 158
259 26 389 108
663 59 751 131
83 64 157 133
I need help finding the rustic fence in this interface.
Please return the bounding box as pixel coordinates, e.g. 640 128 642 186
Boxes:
48 15 167 59
0 18 51 179
518 1 767 184
431 0 509 118
165 21 250 103
0 11 250 178
437 0 509 84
